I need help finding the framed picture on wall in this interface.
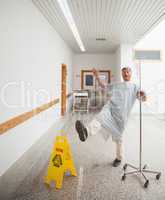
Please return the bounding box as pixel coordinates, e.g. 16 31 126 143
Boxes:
81 70 95 90
81 69 111 90
85 74 94 86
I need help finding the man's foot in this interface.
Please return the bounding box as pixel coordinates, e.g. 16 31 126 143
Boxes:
112 158 121 167
75 120 88 142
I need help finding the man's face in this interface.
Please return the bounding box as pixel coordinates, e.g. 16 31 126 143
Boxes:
122 68 132 81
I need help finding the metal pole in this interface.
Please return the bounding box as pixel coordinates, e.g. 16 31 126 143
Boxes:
122 61 161 188
139 61 142 171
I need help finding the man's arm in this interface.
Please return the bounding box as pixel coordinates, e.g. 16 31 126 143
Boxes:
92 68 105 89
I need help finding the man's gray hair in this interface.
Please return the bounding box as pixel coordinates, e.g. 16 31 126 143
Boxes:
121 67 132 72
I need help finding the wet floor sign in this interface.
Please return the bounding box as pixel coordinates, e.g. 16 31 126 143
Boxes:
45 136 77 189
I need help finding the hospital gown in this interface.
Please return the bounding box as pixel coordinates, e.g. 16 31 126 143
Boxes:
95 81 139 141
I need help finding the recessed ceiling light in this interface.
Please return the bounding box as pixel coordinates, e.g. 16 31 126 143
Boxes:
96 38 106 41
57 0 85 52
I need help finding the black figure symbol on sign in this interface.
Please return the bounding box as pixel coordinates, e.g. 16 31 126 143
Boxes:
52 154 62 167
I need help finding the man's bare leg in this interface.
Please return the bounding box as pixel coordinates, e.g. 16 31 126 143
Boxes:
112 141 122 167
75 120 122 167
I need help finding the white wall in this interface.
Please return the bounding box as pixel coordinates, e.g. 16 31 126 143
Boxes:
114 46 121 81
134 19 165 114
120 44 134 68
0 0 73 176
114 44 135 81
73 53 116 89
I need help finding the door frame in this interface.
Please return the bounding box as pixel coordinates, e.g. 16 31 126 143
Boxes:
61 64 67 116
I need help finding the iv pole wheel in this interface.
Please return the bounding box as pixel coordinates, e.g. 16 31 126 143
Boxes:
144 180 149 188
123 164 127 170
156 173 161 180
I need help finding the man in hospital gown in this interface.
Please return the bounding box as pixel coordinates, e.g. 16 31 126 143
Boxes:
75 67 146 167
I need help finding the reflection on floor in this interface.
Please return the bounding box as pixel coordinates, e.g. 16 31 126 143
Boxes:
0 113 165 200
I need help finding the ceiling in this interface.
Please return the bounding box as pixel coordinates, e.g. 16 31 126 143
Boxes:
32 0 165 53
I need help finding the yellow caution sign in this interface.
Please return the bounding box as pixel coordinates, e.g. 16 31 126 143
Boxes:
45 135 77 189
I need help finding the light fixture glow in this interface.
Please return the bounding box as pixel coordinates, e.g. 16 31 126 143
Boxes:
57 0 85 52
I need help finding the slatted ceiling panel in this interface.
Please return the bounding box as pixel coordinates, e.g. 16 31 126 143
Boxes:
68 0 88 48
107 0 117 34
121 0 144 36
82 0 119 52
131 1 159 34
32 0 165 53
96 0 101 38
125 4 147 38
133 1 165 40
132 1 162 40
101 0 109 37
51 2 69 27
84 0 92 37
38 0 64 27
120 0 145 41
126 0 145 31
142 7 165 33
34 1 60 32
123 1 163 42
145 10 165 33
137 0 157 27
94 0 98 37
83 0 90 38
113 0 126 32
39 0 74 37
109 0 121 34
71 0 88 38
100 0 126 41
99 0 105 37
71 0 113 50
34 1 54 26
97 1 111 38
145 1 165 24
32 0 80 52
132 10 165 43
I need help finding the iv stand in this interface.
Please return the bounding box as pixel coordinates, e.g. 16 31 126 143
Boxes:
121 61 161 188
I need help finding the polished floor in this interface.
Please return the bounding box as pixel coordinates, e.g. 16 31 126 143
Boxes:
0 112 165 200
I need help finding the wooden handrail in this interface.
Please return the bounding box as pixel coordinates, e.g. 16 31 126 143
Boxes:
0 93 72 135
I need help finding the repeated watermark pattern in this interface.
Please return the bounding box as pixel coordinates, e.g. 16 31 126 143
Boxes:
1 80 165 116
0 81 52 108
